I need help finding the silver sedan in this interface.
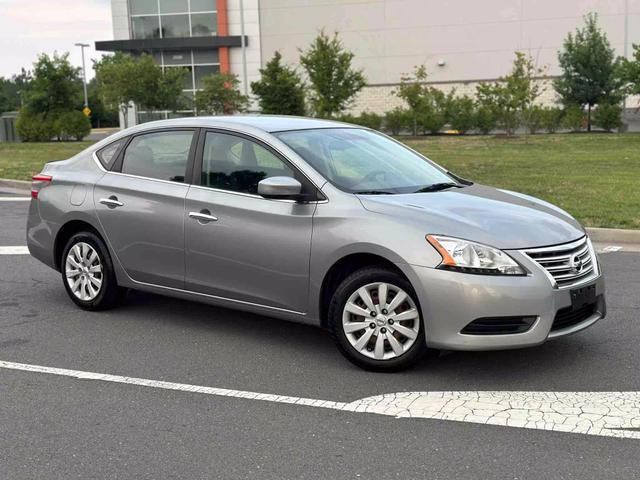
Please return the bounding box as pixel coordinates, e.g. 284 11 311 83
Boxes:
27 116 606 371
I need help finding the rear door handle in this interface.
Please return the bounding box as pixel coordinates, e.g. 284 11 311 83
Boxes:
189 210 218 223
99 196 124 208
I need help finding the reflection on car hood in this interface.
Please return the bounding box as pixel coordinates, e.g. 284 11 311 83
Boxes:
358 184 585 250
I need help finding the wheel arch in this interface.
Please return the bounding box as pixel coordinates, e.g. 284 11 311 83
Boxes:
53 219 104 271
318 252 412 329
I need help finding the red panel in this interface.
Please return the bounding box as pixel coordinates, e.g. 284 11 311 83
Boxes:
217 0 230 72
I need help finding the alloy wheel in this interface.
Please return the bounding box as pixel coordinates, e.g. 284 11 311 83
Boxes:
65 242 103 301
342 282 420 360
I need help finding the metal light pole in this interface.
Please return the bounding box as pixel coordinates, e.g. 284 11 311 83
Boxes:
75 43 90 111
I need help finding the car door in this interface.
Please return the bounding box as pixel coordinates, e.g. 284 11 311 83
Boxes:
94 128 197 289
184 130 317 313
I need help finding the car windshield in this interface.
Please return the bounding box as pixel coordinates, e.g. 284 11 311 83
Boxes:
274 128 458 194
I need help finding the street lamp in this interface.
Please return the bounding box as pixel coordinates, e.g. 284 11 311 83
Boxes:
75 43 90 114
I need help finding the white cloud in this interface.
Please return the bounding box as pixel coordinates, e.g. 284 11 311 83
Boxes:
0 0 114 78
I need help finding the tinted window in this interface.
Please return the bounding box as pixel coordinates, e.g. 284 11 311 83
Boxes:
132 16 160 39
161 14 190 38
201 132 294 194
191 12 217 36
122 131 194 182
96 139 125 169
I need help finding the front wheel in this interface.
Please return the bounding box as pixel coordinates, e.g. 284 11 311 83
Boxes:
61 231 121 310
328 267 427 372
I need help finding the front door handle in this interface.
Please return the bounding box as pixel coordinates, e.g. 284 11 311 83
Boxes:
99 196 124 208
189 210 218 223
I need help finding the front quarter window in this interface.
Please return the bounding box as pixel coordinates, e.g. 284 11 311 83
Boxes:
275 128 456 194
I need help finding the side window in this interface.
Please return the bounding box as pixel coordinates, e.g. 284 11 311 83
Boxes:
96 138 125 169
201 132 295 194
121 130 194 182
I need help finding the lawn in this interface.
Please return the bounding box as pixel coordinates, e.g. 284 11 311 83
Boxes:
0 134 638 229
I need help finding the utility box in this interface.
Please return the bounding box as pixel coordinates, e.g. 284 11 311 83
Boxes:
0 112 20 143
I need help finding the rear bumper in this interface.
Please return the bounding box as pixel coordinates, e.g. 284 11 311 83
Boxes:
26 199 57 270
401 257 605 351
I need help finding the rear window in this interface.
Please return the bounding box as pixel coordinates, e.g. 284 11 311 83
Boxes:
96 139 125 169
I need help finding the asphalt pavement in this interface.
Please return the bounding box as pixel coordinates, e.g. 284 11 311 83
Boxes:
1 197 639 479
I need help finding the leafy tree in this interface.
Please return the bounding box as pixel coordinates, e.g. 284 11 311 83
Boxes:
620 44 640 105
593 103 623 131
0 69 30 113
562 105 585 131
539 106 564 133
383 107 410 135
22 53 82 117
16 111 56 141
395 65 429 136
251 51 305 115
299 30 366 118
476 52 543 135
54 111 91 141
448 95 476 134
95 53 186 127
195 73 249 115
86 78 119 128
554 13 623 131
474 105 497 134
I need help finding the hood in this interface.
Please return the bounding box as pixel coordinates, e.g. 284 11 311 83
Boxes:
358 184 585 250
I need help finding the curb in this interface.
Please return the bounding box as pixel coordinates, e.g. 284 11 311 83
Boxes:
586 227 640 244
0 178 30 192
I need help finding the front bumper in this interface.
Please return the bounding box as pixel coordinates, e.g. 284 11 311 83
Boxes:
400 252 606 351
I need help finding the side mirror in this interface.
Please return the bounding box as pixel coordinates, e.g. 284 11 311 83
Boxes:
257 176 303 200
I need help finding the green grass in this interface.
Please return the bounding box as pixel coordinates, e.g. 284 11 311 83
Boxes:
1 134 638 229
403 133 640 230
0 142 95 182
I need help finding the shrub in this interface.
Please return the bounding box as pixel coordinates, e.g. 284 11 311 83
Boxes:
540 107 564 133
593 102 622 131
448 95 476 134
16 111 56 142
523 105 545 134
383 107 410 135
474 105 497 134
55 111 92 141
356 111 383 130
562 105 585 131
417 107 446 135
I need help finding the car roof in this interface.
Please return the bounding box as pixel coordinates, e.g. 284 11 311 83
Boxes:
127 115 355 134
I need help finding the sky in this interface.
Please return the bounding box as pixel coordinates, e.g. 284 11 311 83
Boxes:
0 0 113 80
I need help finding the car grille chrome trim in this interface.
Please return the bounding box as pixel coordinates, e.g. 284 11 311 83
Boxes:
522 236 598 289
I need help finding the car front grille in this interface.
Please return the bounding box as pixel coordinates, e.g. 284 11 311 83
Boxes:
551 300 598 331
523 236 597 289
461 316 537 335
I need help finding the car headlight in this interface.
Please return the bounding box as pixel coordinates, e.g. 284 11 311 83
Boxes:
426 235 526 275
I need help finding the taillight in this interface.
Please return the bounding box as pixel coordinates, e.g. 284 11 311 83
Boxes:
31 174 52 199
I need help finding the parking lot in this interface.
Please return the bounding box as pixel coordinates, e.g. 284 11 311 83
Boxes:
1 195 639 479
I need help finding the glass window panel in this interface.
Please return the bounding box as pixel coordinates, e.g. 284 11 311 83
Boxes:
132 16 161 39
194 65 219 89
160 14 190 38
122 131 194 182
193 49 219 64
159 0 188 13
163 50 192 65
201 132 295 194
190 0 216 12
191 12 217 36
130 0 158 15
153 51 163 64
97 139 125 169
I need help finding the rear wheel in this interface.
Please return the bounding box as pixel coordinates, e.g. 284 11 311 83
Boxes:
61 231 120 310
328 267 427 371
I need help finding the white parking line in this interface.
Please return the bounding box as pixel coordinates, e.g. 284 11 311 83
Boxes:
1 359 639 439
0 246 29 255
0 197 30 202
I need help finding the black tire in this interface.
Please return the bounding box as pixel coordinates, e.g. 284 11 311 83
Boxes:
60 231 121 311
328 266 427 372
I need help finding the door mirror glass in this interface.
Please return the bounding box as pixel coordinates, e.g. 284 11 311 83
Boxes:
258 177 302 199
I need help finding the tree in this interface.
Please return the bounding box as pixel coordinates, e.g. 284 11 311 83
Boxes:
620 44 640 107
94 53 186 127
22 52 82 117
86 78 119 128
195 73 249 115
0 69 30 113
251 51 305 115
299 30 366 118
476 52 543 135
554 13 623 131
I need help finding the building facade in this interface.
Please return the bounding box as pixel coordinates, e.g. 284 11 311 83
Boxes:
98 0 640 125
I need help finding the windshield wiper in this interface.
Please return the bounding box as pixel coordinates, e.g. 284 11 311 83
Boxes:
354 190 395 195
414 182 463 193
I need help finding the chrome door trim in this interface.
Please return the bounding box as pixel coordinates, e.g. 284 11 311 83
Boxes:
127 277 307 316
98 197 124 207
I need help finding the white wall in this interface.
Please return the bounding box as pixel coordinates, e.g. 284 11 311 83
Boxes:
228 0 263 106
